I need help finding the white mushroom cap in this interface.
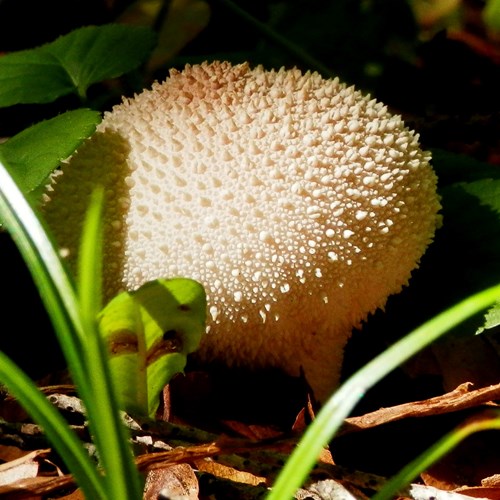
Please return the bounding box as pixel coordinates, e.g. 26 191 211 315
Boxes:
43 61 441 401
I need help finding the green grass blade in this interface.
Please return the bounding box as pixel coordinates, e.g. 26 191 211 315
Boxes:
0 159 110 495
0 159 89 393
78 187 104 319
373 411 500 500
268 282 500 499
0 160 142 497
77 187 143 499
0 351 106 499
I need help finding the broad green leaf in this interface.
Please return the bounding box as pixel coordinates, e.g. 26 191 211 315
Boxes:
431 148 500 187
0 24 157 106
98 278 206 417
0 109 101 194
448 178 500 219
419 178 500 313
477 302 500 333
0 48 74 106
484 0 500 33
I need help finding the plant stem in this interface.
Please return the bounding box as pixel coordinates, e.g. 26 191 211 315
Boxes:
215 0 335 77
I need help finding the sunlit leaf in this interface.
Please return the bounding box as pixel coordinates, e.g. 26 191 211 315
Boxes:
0 109 101 193
484 0 500 34
98 278 206 417
477 301 500 333
0 24 156 106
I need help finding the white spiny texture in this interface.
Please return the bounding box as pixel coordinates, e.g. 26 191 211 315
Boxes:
44 61 441 401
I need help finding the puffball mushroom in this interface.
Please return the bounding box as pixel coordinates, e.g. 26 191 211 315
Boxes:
43 61 441 402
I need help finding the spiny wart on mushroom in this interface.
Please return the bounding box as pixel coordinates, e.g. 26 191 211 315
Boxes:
43 61 441 401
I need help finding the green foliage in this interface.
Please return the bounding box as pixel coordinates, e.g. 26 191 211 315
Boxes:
0 21 164 498
77 188 144 499
0 350 107 499
0 161 142 499
0 24 156 105
0 109 101 194
426 177 500 310
98 278 206 417
477 302 500 333
0 160 207 496
484 0 500 33
0 23 156 194
0 18 209 496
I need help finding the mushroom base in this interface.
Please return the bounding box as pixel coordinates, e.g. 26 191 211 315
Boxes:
192 298 366 403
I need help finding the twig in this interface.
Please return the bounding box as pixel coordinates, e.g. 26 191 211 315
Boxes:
339 382 500 435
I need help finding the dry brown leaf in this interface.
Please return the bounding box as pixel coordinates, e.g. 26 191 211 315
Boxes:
296 478 367 500
340 382 500 435
144 463 198 500
135 433 299 472
454 486 500 499
137 441 229 471
292 395 316 434
421 469 459 492
0 445 32 464
194 459 266 486
0 475 75 498
0 448 51 486
482 475 500 488
318 448 335 467
291 406 309 434
0 462 39 489
0 448 76 498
